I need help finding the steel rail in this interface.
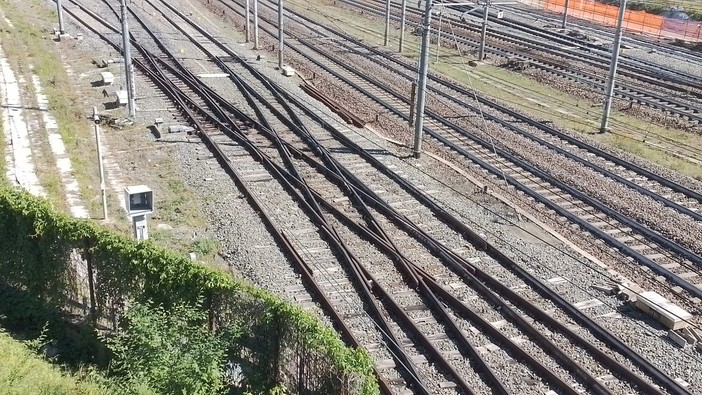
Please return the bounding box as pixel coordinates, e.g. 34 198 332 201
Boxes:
279 9 702 206
457 5 702 86
326 0 702 123
272 6 702 222
64 2 688 392
133 3 624 392
148 3 514 392
61 4 408 393
268 74 693 395
229 0 702 294
360 0 702 92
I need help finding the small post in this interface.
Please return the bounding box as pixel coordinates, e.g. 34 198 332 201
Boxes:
253 0 260 49
56 0 66 34
278 0 284 69
562 0 571 29
600 0 627 133
384 0 391 46
245 0 250 42
93 107 108 220
478 2 489 61
120 0 136 118
409 81 417 127
84 239 97 324
413 0 433 159
399 0 407 52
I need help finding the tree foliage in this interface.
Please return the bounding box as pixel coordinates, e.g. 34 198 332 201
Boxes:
0 184 378 394
105 301 226 395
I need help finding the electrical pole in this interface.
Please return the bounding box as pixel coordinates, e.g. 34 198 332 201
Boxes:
399 0 407 52
413 0 433 158
253 0 260 49
436 10 443 61
278 0 284 69
56 0 65 34
93 107 108 220
562 0 570 29
120 0 136 118
478 1 489 61
384 0 391 46
600 0 627 133
245 0 250 42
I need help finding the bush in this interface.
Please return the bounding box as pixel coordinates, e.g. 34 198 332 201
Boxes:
0 184 378 394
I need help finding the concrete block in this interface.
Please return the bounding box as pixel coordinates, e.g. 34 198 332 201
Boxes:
168 125 195 134
113 90 128 106
281 66 295 77
100 71 114 86
668 330 688 348
188 252 197 261
634 291 691 330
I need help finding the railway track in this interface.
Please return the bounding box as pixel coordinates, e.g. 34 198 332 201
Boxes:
313 0 702 165
501 2 702 69
221 0 702 305
64 0 696 393
332 0 702 126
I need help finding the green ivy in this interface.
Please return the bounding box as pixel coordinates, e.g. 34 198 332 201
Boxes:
0 185 378 394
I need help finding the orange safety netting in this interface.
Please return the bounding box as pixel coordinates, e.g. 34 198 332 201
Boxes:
517 0 702 41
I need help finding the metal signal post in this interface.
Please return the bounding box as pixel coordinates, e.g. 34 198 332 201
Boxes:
278 0 284 69
600 0 627 133
56 0 66 34
413 0 433 158
120 0 136 118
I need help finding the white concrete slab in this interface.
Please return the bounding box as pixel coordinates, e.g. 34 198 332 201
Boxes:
0 47 44 197
30 73 88 218
637 291 692 329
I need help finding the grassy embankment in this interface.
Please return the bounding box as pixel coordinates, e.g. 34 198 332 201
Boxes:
0 0 217 257
0 330 112 395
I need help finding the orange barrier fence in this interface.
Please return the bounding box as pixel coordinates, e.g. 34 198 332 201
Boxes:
515 0 702 42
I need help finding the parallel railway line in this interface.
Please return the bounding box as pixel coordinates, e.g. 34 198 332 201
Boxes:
220 0 702 305
332 0 702 126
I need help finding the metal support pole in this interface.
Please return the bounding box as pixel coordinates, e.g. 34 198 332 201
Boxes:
561 0 570 29
94 107 108 221
436 10 443 61
399 0 407 52
245 0 250 42
409 81 417 127
120 0 136 118
600 0 627 133
384 0 391 46
84 239 96 324
278 0 284 69
56 0 65 34
478 3 489 61
413 0 433 159
253 0 260 49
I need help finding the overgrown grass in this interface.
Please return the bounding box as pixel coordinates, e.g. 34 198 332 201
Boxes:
0 114 5 174
0 0 102 217
0 330 113 395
